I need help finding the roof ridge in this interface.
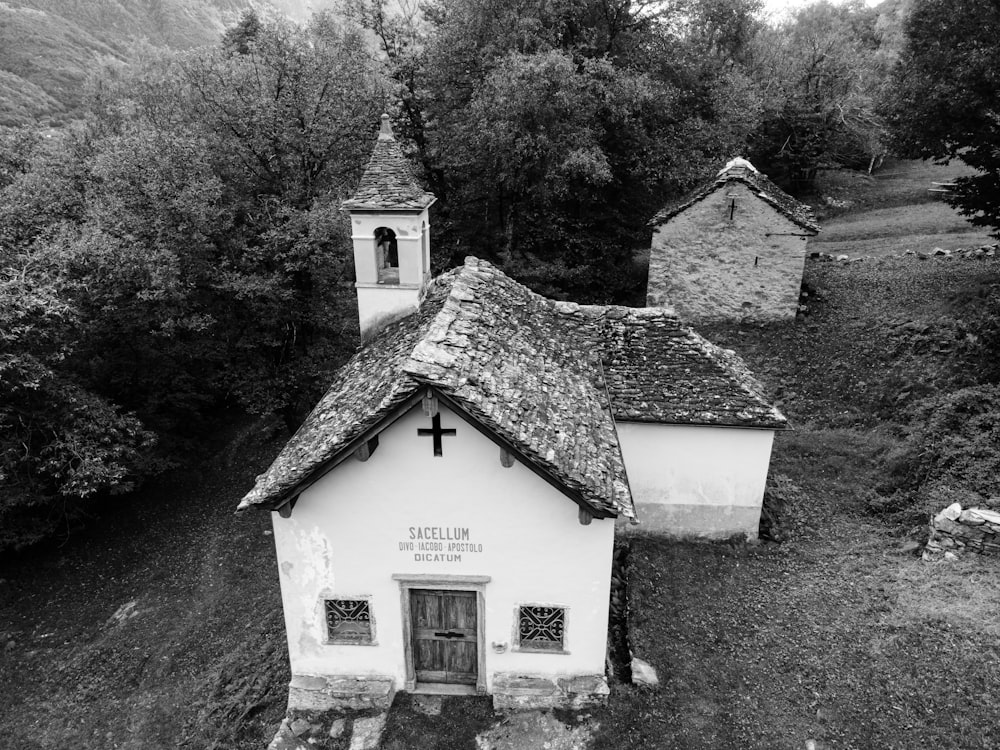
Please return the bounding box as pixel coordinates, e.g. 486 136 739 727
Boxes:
649 162 819 233
402 257 635 519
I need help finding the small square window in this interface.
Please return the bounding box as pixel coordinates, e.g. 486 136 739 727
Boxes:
518 605 565 652
325 599 372 644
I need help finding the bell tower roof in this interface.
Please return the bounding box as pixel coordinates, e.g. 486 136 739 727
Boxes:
342 114 436 212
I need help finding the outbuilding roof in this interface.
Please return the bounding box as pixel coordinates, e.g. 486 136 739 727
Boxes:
341 114 436 212
238 258 785 517
649 157 819 234
558 303 787 426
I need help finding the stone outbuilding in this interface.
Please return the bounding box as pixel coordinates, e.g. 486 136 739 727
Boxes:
646 157 820 322
238 120 786 714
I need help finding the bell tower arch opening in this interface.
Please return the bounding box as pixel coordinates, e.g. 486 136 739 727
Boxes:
374 227 399 284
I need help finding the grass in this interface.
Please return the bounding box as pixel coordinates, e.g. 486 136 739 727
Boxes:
0 419 291 750
809 158 996 258
590 424 1000 749
587 164 1000 748
595 511 1000 749
1 160 999 749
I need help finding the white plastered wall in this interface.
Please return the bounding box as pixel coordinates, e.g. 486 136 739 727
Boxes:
350 209 431 338
616 422 775 539
270 404 615 692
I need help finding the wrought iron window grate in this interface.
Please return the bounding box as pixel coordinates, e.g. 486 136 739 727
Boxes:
518 605 565 651
325 599 372 643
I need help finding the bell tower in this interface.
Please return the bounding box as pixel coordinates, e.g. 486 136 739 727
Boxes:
343 114 436 340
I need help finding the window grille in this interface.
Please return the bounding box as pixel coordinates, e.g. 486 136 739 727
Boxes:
325 599 372 643
518 605 565 651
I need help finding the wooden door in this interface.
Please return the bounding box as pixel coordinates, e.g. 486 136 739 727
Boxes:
410 589 478 685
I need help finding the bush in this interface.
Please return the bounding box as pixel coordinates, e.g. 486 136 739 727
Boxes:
760 473 806 542
870 385 1000 523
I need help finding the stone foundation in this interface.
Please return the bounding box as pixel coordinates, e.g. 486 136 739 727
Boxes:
287 674 395 711
616 502 761 541
491 673 609 711
924 503 1000 560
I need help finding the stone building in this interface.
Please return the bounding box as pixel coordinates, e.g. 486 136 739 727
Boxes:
238 119 785 713
647 157 820 322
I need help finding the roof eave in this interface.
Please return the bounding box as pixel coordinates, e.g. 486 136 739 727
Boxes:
239 382 620 519
649 175 819 233
342 195 437 213
238 386 425 512
612 415 787 430
430 388 619 520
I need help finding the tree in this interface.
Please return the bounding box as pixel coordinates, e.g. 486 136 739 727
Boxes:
221 9 264 56
0 243 155 549
349 0 765 299
886 0 1000 234
746 0 887 188
0 14 385 547
437 51 664 298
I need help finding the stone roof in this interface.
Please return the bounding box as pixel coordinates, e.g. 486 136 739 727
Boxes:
556 304 787 426
649 157 819 234
238 258 785 516
341 114 436 212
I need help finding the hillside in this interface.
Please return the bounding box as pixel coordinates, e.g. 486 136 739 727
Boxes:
810 159 996 259
0 0 339 126
1 161 998 749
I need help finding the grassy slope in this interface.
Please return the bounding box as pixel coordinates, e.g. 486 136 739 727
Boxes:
591 174 1000 748
563 161 999 748
0 420 291 750
810 159 996 258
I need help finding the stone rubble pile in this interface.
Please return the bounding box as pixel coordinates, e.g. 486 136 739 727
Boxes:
924 502 1000 560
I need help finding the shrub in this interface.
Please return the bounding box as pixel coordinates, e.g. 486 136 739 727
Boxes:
871 385 1000 523
760 473 806 542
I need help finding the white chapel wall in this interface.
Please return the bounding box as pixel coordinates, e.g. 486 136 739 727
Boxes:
646 183 809 322
270 403 615 693
616 422 775 539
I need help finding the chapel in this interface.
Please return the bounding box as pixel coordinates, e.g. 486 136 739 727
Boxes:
647 157 820 322
238 116 786 712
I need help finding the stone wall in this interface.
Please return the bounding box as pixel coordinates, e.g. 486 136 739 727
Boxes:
491 673 609 711
647 183 810 322
286 674 395 711
924 502 1000 560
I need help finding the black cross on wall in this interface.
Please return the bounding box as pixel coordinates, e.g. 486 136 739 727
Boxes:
417 413 457 457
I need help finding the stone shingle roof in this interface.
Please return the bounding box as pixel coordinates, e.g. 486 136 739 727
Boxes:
555 304 786 426
341 114 436 212
236 291 448 510
649 157 819 234
238 259 632 519
238 258 785 516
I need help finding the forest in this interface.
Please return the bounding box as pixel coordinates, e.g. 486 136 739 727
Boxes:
1 0 998 549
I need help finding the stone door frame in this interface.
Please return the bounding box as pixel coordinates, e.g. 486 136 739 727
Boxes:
392 573 490 694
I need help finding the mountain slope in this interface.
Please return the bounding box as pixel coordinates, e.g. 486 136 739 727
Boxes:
0 0 338 126
0 3 123 125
